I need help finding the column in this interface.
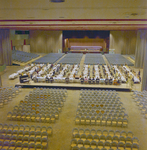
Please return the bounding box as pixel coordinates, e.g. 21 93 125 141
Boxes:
0 29 12 66
142 44 147 91
135 30 147 68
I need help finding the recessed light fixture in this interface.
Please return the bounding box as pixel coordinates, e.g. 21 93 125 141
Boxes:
50 0 65 2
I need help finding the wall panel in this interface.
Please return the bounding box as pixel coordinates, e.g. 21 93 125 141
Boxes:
30 30 62 53
109 31 137 54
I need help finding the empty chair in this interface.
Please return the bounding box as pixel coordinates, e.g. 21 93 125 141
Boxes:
87 134 93 142
103 130 109 137
80 116 86 125
106 117 112 126
97 141 104 149
74 134 81 141
132 137 139 145
96 116 101 126
91 129 96 136
35 137 42 145
77 139 84 148
71 139 78 149
79 147 86 150
97 129 102 136
125 142 132 150
122 118 128 127
110 142 117 150
93 135 99 142
125 136 132 144
47 126 53 136
91 140 97 149
127 131 133 138
75 116 80 125
41 138 48 149
35 144 43 150
117 118 123 127
83 140 90 149
100 135 106 143
108 130 115 137
106 135 112 143
85 129 91 136
111 117 117 126
112 136 119 144
91 116 96 125
115 130 121 137
104 141 111 150
119 136 126 144
120 131 127 138
73 128 79 136
9 141 16 150
117 142 125 150
28 143 36 150
131 143 139 150
41 132 48 139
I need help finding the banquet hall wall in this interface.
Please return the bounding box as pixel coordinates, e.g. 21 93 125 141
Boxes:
30 30 62 53
109 31 137 54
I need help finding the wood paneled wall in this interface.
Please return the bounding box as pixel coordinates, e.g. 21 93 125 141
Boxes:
109 31 137 54
30 30 62 53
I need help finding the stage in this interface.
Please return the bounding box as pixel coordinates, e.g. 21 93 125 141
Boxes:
15 81 132 91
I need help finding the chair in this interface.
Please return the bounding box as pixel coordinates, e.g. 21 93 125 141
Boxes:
35 131 42 138
131 143 139 150
24 131 30 138
100 135 106 143
42 138 48 149
103 130 108 137
80 134 86 142
93 135 99 142
83 140 90 149
35 137 42 145
79 147 86 150
106 117 112 126
73 128 79 136
110 142 117 150
85 129 91 136
3 141 9 150
104 141 111 150
115 130 120 137
15 142 22 150
35 144 43 150
28 143 36 150
127 131 133 138
80 116 86 125
111 117 117 127
125 142 132 150
9 141 16 150
91 116 96 125
91 129 96 136
87 134 93 142
72 146 79 150
97 141 104 149
36 126 41 132
19 125 25 131
71 139 78 148
122 118 128 127
117 142 125 150
47 126 52 136
112 136 119 144
132 137 139 145
91 140 97 149
75 116 80 125
120 131 127 138
74 134 80 141
119 136 126 144
41 132 48 139
77 139 84 148
96 116 101 126
29 137 35 144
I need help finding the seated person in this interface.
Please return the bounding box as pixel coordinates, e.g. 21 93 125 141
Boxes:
65 76 69 84
80 76 84 84
45 76 49 83
92 77 95 84
84 76 88 84
96 77 100 84
50 76 54 83
109 77 113 85
105 77 109 85
88 77 91 84
113 78 117 85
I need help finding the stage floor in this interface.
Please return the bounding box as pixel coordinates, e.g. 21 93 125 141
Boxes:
15 81 132 91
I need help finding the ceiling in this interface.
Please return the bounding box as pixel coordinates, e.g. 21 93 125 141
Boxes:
0 0 147 30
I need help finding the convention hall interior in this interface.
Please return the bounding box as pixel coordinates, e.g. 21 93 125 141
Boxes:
0 0 147 150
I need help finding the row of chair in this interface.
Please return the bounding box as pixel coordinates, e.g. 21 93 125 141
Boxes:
0 141 47 150
71 142 139 150
0 124 52 136
7 112 57 123
72 129 134 138
75 116 128 127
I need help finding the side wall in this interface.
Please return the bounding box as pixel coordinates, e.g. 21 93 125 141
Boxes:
109 31 137 54
30 30 62 53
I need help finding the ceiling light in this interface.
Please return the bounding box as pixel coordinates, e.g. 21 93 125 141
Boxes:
50 0 65 2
